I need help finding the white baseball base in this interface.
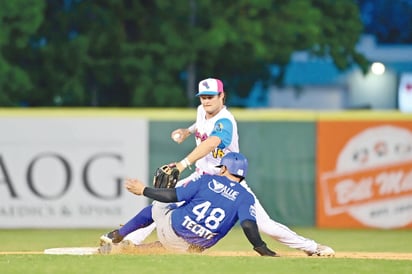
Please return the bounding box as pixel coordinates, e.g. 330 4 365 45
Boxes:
44 247 99 255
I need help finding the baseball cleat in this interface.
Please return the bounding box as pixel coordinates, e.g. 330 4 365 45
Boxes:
306 244 335 257
99 229 124 246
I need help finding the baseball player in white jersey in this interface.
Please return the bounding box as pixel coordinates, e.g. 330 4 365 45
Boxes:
104 77 335 256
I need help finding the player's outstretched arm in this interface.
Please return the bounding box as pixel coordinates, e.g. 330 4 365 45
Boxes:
175 135 221 172
240 219 279 257
143 187 178 203
125 178 178 203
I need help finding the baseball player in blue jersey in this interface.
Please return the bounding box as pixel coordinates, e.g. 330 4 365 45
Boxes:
100 152 277 256
102 78 335 256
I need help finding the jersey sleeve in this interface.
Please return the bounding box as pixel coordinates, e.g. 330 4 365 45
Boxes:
210 118 233 149
237 193 257 223
188 122 197 134
175 176 204 202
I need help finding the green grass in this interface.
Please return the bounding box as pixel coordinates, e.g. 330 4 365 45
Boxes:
1 227 412 274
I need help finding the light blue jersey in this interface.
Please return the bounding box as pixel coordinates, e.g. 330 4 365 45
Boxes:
172 174 256 249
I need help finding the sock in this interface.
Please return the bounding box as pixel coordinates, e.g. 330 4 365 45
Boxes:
119 205 154 236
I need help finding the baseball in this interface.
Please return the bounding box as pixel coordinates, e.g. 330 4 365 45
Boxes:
173 133 181 141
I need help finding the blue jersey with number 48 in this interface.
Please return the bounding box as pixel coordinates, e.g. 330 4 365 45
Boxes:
172 174 256 249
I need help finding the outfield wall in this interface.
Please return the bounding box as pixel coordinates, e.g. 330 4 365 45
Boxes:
0 108 411 229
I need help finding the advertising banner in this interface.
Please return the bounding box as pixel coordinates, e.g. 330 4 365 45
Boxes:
398 73 412 113
0 117 148 228
317 121 412 228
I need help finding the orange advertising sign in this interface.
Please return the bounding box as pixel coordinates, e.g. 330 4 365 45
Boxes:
317 121 412 228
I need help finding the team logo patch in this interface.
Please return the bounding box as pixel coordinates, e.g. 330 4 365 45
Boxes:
208 179 225 193
214 123 223 132
202 81 210 89
208 179 239 201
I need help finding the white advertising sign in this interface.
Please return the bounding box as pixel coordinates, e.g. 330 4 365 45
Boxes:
398 73 412 113
0 117 148 228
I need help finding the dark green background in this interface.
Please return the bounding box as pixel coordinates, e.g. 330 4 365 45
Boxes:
150 121 316 226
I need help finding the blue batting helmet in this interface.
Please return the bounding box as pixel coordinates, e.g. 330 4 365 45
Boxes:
216 152 248 178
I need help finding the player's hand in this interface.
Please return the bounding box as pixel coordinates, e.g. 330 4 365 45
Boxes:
253 243 279 257
175 161 185 173
171 128 190 144
125 178 146 195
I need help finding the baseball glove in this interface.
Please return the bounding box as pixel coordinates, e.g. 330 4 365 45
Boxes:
153 164 180 188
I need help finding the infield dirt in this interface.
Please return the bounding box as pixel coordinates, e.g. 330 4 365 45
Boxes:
1 249 412 260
